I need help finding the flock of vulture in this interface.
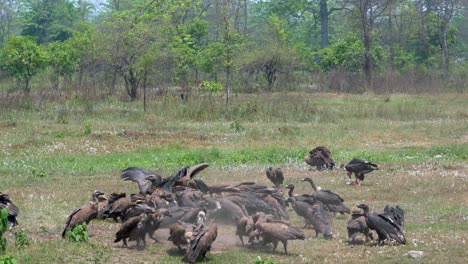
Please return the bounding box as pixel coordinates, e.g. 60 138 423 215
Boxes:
1 146 406 263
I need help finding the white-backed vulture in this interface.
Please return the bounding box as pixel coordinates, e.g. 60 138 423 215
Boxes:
62 190 104 238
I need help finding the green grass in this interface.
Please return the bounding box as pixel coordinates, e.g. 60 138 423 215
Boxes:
0 92 467 263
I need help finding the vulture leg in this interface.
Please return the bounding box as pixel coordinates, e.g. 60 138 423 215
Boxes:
315 230 319 238
272 240 278 252
123 238 128 248
239 235 244 246
282 240 288 254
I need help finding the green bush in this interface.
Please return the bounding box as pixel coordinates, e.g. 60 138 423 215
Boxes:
254 256 276 264
0 208 9 254
65 223 89 242
0 254 17 264
15 231 31 248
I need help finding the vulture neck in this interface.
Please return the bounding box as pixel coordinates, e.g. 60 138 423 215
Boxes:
304 178 318 191
287 187 295 198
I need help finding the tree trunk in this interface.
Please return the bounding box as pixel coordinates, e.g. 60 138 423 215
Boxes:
320 0 329 48
110 68 117 95
225 66 231 106
441 23 449 75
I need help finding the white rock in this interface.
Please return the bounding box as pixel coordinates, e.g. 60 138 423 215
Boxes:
404 251 425 259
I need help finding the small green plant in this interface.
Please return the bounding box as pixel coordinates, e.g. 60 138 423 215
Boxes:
0 208 8 254
200 80 223 96
15 231 31 248
65 223 89 242
31 167 46 178
230 120 245 133
84 121 92 135
0 254 17 264
254 256 276 264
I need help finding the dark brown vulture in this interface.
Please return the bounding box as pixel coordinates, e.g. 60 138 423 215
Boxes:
0 192 20 228
147 208 172 242
357 204 406 245
62 190 104 238
304 146 335 170
252 222 305 254
235 216 254 246
302 177 350 214
265 167 284 187
168 221 194 250
114 210 152 248
175 163 210 189
343 158 379 186
160 206 207 228
286 197 333 239
347 209 374 243
183 224 218 264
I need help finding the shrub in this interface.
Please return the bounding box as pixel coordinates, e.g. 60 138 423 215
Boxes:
65 223 89 242
15 231 31 248
254 256 276 264
0 209 8 254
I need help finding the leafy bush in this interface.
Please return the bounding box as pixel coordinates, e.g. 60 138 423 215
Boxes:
254 256 276 264
65 223 89 242
230 120 245 133
0 254 17 264
0 209 8 254
15 231 31 248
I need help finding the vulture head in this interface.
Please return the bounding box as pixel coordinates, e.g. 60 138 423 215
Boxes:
92 190 105 201
197 211 207 225
357 203 369 212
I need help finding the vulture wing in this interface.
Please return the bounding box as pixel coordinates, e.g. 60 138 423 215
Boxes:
121 167 162 194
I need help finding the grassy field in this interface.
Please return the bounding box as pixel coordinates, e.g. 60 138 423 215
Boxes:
0 92 467 263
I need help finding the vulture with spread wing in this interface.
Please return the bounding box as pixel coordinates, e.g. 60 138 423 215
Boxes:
304 146 335 170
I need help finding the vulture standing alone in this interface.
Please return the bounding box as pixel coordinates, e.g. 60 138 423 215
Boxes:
301 177 350 214
304 146 335 170
357 204 406 245
62 190 104 238
343 158 379 186
265 167 284 187
183 224 218 264
0 192 20 228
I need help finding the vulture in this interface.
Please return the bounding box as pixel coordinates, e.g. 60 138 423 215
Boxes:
160 206 207 228
302 177 350 214
286 197 333 239
121 167 163 194
184 224 218 264
265 167 284 187
168 221 194 250
304 146 335 170
343 158 379 186
99 193 130 221
347 209 374 243
114 210 152 248
0 192 20 228
235 216 254 246
383 205 405 229
96 193 109 219
62 190 104 238
147 208 173 242
357 204 406 245
175 163 210 188
252 222 305 254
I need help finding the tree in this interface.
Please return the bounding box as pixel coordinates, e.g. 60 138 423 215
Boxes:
349 0 390 87
431 0 464 75
0 36 48 93
0 0 20 47
48 39 80 89
20 0 81 44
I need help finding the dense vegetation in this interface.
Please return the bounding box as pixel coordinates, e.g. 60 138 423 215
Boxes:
0 0 466 103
